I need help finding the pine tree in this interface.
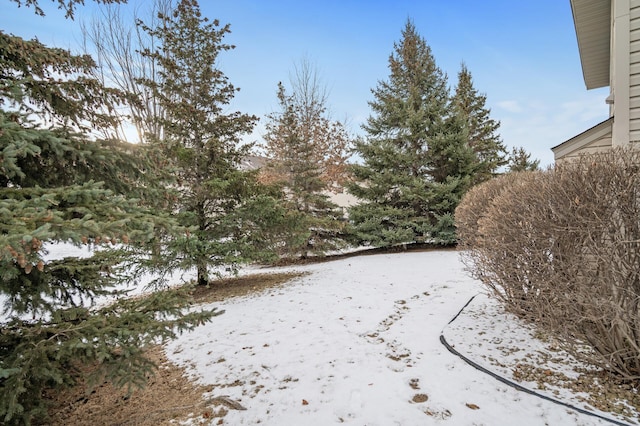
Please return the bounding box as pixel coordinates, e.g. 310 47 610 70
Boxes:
507 146 541 172
452 63 507 184
348 20 475 247
262 61 352 258
138 0 288 284
424 107 478 243
1 19 216 426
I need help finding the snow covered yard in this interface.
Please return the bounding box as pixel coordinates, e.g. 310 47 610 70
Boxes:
166 250 636 425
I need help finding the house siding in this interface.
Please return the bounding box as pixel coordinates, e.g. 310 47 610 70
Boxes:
555 135 613 162
564 0 640 162
577 135 613 155
553 118 614 162
629 0 640 141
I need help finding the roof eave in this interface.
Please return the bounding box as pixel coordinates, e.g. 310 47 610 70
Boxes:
551 117 613 160
570 0 611 89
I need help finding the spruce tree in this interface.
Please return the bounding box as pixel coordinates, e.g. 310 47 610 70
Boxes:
138 0 288 284
0 21 216 426
507 146 541 172
423 105 477 243
452 63 507 184
348 20 475 246
262 62 352 258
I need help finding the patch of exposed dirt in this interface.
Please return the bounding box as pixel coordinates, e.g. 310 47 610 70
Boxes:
190 271 307 304
45 271 305 426
270 243 457 266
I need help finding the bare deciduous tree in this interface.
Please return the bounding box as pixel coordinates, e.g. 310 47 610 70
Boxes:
80 0 173 142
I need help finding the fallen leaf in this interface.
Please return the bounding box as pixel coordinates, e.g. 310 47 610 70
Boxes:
412 393 428 403
466 403 480 410
302 399 309 405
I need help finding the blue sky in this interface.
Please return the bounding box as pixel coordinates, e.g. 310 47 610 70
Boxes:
2 0 610 166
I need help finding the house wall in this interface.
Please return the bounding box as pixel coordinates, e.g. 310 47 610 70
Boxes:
612 0 631 146
561 0 640 163
553 119 613 162
629 0 640 142
556 135 613 162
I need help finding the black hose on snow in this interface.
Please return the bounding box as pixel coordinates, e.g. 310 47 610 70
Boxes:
440 296 635 426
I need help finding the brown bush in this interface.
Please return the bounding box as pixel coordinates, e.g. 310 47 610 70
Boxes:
455 172 528 248
457 148 640 381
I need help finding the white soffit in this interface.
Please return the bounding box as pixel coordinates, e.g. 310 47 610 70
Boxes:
570 0 611 89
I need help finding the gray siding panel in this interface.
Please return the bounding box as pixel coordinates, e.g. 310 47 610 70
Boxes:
630 74 640 87
586 136 613 148
631 2 640 136
633 4 640 20
633 2 640 42
631 109 640 120
557 136 612 162
553 119 613 162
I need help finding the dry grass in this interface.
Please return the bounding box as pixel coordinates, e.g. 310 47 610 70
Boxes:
44 271 305 426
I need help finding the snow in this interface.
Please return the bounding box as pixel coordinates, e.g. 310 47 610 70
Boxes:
165 250 635 425
40 242 197 299
41 242 94 261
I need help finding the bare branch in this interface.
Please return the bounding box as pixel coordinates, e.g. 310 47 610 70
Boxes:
80 0 174 142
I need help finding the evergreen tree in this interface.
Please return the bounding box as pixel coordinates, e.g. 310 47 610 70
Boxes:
0 21 215 426
262 61 352 257
424 106 478 243
507 146 541 172
452 63 507 184
348 20 475 246
138 0 288 285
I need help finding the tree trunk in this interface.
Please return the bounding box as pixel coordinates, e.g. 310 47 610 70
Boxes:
197 264 208 287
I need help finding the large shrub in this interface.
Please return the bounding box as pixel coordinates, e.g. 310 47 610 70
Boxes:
457 149 640 381
454 171 525 247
